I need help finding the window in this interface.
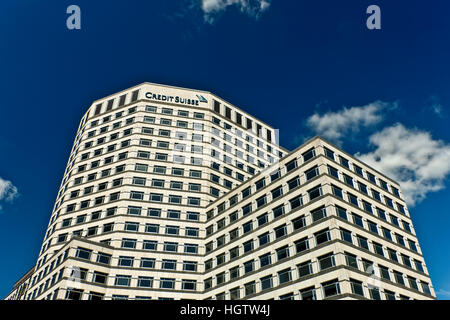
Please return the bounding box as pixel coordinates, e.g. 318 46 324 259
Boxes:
229 245 239 259
318 253 335 270
385 197 394 208
352 214 364 228
143 241 157 251
97 253 111 265
244 260 254 274
292 215 306 230
75 247 92 260
270 169 281 182
130 191 144 200
165 225 179 235
138 276 153 288
358 182 368 195
164 242 178 252
118 256 134 267
260 275 273 291
354 165 364 176
322 279 340 298
332 185 343 199
92 272 107 284
243 240 254 253
308 185 322 200
302 148 315 162
259 253 272 267
147 208 161 217
357 235 369 250
345 252 358 269
127 206 141 215
324 147 335 160
124 222 139 232
162 259 177 270
384 290 396 300
295 237 309 253
182 280 196 291
274 224 287 238
242 203 252 216
372 189 382 202
388 249 398 262
115 275 131 287
376 228 389 243
150 193 164 202
340 228 353 243
271 186 283 200
168 210 181 219
339 156 349 169
289 195 303 210
377 208 387 220
242 187 251 199
121 238 136 249
243 221 253 234
276 245 290 260
285 159 297 172
256 195 267 208
328 165 339 179
350 279 364 296
278 268 292 284
160 278 175 289
258 213 269 226
393 271 405 286
336 206 347 220
315 229 331 245
65 288 83 300
245 281 256 296
185 244 198 254
368 221 378 234
255 178 266 190
362 200 373 214
140 258 156 269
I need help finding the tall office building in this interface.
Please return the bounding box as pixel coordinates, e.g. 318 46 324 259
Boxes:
5 83 435 300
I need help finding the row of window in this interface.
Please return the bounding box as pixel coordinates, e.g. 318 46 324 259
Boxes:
344 252 431 295
205 203 327 258
204 227 333 282
336 205 417 252
328 164 407 216
206 181 324 239
339 228 422 273
332 185 413 235
208 278 408 300
205 147 319 221
324 146 401 200
84 109 279 162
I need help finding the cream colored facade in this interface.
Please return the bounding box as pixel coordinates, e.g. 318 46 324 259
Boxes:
5 82 435 300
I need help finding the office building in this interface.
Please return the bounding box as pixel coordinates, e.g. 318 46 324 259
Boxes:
4 83 435 300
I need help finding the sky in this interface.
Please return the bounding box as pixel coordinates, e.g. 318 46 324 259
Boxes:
0 0 449 299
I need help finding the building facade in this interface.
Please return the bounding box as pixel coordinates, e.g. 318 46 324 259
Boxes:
5 83 435 300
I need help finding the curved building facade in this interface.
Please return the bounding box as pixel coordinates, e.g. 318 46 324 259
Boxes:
5 83 435 300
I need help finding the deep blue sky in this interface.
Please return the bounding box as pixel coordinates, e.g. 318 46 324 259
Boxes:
0 0 449 299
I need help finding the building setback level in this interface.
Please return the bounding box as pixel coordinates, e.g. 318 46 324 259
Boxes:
5 82 435 300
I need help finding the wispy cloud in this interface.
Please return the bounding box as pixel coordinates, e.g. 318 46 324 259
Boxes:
435 288 450 299
425 95 445 118
201 0 271 23
356 124 450 207
0 177 18 213
305 101 396 145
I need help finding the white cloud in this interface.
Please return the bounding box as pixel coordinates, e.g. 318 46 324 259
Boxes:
201 0 270 23
0 177 18 206
432 102 443 116
356 124 450 206
435 288 450 299
306 101 395 145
